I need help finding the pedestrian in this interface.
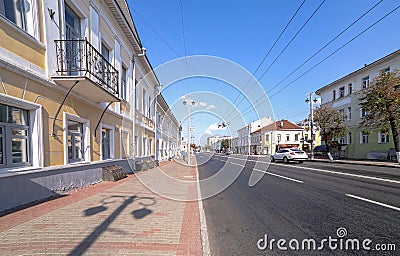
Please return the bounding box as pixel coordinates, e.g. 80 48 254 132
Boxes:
181 150 186 161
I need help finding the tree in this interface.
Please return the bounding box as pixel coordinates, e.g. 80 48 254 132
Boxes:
359 70 400 163
313 105 348 150
221 139 230 149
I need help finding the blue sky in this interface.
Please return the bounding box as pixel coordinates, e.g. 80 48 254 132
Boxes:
127 0 400 145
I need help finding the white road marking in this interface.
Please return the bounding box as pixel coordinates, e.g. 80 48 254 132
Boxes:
271 163 400 184
253 168 304 183
346 194 400 212
230 162 246 167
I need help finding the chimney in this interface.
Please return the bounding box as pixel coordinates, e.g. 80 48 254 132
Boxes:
280 120 284 127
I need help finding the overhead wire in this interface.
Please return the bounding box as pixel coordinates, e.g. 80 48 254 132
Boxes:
225 0 326 122
266 0 384 94
222 0 306 121
226 2 400 125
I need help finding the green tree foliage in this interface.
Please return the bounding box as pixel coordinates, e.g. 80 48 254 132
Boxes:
221 139 230 149
359 70 400 159
313 105 348 148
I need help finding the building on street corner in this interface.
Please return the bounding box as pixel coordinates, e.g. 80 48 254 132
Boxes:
316 50 400 160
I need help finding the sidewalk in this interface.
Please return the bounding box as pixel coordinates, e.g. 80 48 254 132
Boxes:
0 159 202 255
309 158 400 168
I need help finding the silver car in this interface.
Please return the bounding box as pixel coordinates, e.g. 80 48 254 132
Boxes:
271 148 308 163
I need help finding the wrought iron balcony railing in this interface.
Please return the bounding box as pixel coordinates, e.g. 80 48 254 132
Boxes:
54 39 119 97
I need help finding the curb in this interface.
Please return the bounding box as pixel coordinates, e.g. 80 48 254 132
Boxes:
308 159 400 168
195 159 211 256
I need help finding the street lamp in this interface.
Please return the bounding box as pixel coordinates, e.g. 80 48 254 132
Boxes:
305 92 318 159
183 96 195 164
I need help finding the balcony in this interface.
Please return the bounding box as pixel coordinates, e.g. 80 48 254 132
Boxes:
52 39 119 102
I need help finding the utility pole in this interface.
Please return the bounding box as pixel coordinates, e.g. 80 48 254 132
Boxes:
183 95 195 165
305 92 318 159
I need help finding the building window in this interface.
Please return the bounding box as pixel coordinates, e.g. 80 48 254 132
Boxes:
347 132 352 144
121 130 130 158
380 67 390 75
0 104 30 167
265 134 269 142
120 66 127 100
339 137 345 144
378 131 389 144
295 134 299 141
142 89 147 115
0 0 28 31
360 131 369 144
149 138 153 156
135 80 139 110
143 137 147 156
360 108 369 118
286 134 290 142
67 120 84 163
148 96 152 118
101 126 113 160
135 135 139 157
339 109 345 121
362 76 369 89
277 134 281 143
348 107 352 120
339 87 345 98
332 90 336 101
348 83 352 94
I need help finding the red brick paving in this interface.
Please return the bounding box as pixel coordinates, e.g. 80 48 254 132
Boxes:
0 158 203 256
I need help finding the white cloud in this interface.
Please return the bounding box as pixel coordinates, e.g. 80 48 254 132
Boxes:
206 104 216 110
205 123 226 134
199 101 208 107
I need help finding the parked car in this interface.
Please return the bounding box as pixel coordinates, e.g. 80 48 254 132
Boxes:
271 148 308 163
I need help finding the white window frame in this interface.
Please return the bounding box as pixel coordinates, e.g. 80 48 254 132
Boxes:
0 94 43 171
348 107 352 120
120 64 127 100
360 108 369 118
120 129 130 159
0 0 39 38
142 89 147 115
347 132 352 144
348 83 352 95
143 137 147 156
135 80 139 110
99 123 114 160
339 109 345 121
362 76 369 89
339 86 345 98
63 112 90 165
360 131 369 144
378 131 389 144
134 135 139 157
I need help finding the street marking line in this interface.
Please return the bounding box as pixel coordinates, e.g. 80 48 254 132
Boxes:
346 194 400 212
271 163 400 184
230 162 246 167
253 168 304 183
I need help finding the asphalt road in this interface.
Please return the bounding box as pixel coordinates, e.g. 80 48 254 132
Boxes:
197 153 400 256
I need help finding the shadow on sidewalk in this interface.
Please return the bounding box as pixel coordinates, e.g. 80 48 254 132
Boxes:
69 195 157 256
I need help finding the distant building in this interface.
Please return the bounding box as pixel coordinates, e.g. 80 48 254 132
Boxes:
262 120 304 155
316 50 400 159
207 135 231 151
296 121 322 153
236 117 274 154
156 94 181 161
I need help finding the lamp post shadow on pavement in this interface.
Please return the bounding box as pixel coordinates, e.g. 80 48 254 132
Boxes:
69 195 156 256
